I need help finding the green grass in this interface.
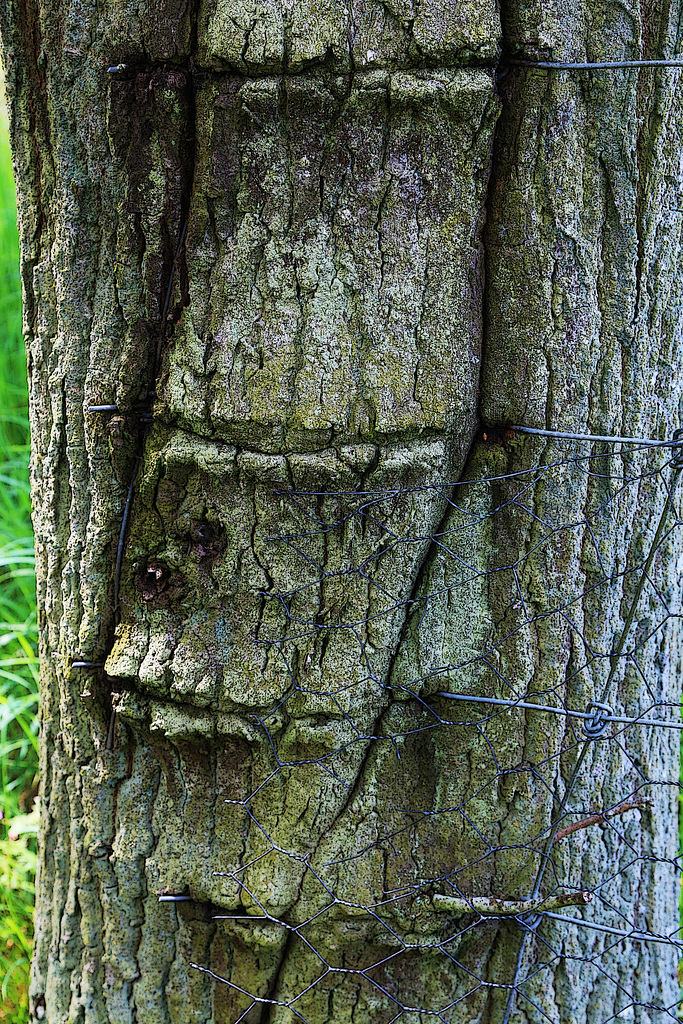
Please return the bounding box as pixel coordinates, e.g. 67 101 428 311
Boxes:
0 100 38 1024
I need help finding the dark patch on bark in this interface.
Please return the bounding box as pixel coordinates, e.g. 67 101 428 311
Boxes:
136 560 186 604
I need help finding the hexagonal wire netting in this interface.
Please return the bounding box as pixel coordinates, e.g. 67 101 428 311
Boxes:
151 427 683 1024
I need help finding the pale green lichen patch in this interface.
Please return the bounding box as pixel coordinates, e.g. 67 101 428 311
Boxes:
159 69 499 451
107 424 459 729
196 0 500 72
101 426 477 922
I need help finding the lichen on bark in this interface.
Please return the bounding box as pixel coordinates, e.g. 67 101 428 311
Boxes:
1 0 683 1020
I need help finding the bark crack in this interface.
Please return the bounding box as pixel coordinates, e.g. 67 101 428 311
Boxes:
96 53 199 749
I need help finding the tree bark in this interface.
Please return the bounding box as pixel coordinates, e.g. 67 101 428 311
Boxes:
1 0 682 1021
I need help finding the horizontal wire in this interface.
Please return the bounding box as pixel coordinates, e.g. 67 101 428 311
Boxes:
436 692 683 730
543 912 682 946
510 425 679 446
512 58 683 70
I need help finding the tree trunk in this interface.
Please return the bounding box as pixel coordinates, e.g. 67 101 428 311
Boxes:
1 0 682 1021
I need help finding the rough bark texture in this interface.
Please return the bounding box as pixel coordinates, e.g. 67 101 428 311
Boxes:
1 0 683 1021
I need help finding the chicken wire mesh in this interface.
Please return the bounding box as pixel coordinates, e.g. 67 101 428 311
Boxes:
141 428 683 1024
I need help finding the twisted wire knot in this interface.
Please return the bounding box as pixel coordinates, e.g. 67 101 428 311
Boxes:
583 702 612 739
